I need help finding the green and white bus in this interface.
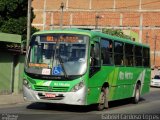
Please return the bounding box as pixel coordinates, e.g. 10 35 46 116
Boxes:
23 28 151 110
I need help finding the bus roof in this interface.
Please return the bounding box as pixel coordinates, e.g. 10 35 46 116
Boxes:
33 28 149 48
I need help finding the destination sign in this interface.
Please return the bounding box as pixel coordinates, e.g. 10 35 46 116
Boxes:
29 63 48 68
41 36 79 43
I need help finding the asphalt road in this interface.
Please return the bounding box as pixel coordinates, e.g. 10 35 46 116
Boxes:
0 87 160 120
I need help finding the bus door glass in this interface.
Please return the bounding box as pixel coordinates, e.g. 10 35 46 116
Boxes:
89 42 101 77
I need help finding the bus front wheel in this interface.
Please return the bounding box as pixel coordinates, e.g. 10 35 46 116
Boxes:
97 87 109 111
133 84 141 104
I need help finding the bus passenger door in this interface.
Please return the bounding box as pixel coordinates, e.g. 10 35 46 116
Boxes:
89 42 101 77
87 41 104 104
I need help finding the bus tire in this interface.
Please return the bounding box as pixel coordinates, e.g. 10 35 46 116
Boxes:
97 87 109 111
133 84 141 104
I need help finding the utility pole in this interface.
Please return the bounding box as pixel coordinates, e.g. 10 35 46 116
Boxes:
60 2 64 29
27 0 31 50
95 15 102 29
153 35 157 66
95 15 100 29
146 32 149 44
139 14 143 43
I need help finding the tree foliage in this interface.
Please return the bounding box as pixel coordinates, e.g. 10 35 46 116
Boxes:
0 0 39 41
102 28 132 40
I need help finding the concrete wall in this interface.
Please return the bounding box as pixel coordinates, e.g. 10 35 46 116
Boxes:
13 55 25 94
0 51 25 95
0 52 14 94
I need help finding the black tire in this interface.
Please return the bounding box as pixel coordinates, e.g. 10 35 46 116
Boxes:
133 84 141 104
97 87 109 111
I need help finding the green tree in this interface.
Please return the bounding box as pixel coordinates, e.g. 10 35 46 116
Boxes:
0 0 39 41
102 28 131 40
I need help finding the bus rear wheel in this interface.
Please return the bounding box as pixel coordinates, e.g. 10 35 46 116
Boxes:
133 84 141 104
97 87 109 111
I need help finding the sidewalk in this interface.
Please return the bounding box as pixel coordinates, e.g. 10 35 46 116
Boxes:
0 94 25 105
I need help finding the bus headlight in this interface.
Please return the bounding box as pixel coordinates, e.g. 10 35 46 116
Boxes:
71 81 84 92
23 79 28 85
23 79 31 89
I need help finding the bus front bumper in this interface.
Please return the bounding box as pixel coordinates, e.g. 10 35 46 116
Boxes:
23 85 87 105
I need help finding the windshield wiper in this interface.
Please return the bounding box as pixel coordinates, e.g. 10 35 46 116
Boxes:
58 55 68 79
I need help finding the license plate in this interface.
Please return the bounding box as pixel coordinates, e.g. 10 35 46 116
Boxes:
154 84 159 86
45 93 56 98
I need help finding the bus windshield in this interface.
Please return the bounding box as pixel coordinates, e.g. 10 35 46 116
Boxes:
25 34 89 77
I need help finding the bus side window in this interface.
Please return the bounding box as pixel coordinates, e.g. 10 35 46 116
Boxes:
143 47 150 67
135 46 142 66
125 43 133 66
100 38 113 65
114 42 124 66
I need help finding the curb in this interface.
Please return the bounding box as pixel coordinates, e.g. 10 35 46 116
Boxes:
0 94 25 105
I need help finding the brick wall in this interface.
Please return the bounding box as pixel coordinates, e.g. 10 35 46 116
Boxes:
32 0 160 67
92 0 114 9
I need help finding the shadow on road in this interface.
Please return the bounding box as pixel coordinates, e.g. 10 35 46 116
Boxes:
109 97 145 109
27 102 96 113
26 98 146 112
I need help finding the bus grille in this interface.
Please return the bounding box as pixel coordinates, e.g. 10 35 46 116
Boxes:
34 85 69 92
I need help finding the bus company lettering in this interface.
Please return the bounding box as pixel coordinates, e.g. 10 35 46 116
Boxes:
119 71 133 80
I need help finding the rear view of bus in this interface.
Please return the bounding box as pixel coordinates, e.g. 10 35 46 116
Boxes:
23 30 89 105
